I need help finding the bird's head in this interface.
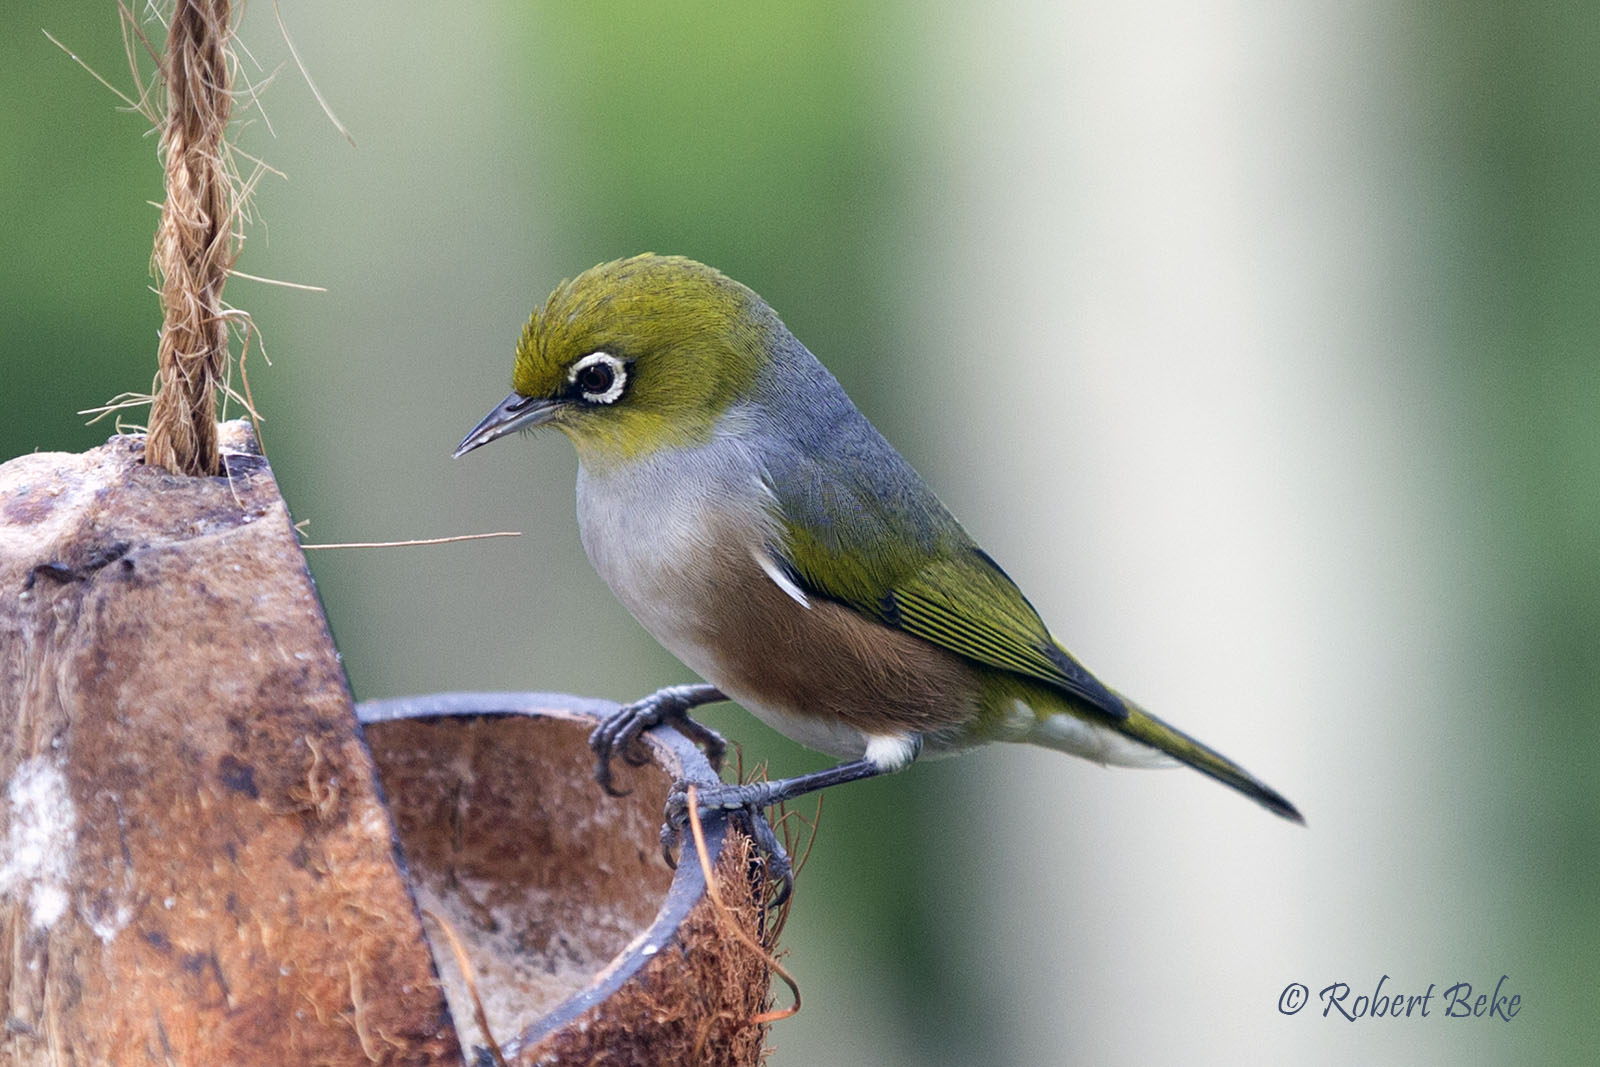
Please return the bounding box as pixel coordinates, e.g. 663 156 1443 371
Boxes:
455 254 778 468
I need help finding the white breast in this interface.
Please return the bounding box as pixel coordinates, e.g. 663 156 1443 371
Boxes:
575 430 770 678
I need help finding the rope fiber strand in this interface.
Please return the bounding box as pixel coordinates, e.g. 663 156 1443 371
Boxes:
145 0 238 476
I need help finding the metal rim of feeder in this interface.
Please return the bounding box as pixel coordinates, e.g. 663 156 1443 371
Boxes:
354 691 737 1058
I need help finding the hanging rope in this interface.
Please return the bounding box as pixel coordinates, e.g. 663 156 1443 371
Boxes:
145 0 237 476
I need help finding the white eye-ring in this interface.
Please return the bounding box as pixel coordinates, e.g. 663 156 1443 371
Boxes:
569 351 627 404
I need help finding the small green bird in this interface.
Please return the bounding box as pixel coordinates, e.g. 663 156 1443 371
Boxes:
457 254 1301 894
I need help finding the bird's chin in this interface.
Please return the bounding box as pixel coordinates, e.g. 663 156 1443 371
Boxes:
565 432 633 476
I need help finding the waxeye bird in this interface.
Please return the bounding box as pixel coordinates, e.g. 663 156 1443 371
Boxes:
456 254 1302 895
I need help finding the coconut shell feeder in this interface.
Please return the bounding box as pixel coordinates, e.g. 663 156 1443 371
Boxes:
1 3 779 1063
0 427 778 1066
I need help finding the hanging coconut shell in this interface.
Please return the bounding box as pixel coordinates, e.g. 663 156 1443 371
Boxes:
0 425 774 1066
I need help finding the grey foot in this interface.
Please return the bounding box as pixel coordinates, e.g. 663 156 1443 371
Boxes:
589 683 728 797
661 779 794 907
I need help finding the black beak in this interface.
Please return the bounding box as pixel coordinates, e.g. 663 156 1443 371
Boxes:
453 393 559 458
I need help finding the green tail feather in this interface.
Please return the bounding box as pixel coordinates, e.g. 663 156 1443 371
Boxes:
1116 703 1304 824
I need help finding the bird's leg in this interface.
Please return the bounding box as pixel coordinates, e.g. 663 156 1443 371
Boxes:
663 742 919 906
590 683 729 796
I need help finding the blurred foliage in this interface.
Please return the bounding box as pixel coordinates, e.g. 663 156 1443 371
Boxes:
0 3 163 458
1416 4 1600 1061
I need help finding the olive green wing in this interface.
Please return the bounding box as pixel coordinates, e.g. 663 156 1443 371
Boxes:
774 518 1126 721
886 549 1124 717
759 388 1125 719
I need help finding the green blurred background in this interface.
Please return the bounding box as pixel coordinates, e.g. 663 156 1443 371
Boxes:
4 3 1596 1063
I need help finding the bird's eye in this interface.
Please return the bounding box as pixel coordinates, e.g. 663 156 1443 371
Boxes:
576 362 613 394
568 351 628 404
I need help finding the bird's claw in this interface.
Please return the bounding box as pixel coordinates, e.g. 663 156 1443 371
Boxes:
589 685 728 797
589 687 782 897
661 779 794 907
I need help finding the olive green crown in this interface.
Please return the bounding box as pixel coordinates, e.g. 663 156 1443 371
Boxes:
511 254 779 460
